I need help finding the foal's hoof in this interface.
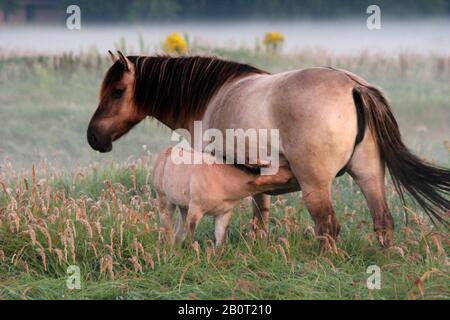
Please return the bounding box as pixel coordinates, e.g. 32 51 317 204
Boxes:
250 221 269 239
317 234 339 255
376 228 394 248
316 221 341 240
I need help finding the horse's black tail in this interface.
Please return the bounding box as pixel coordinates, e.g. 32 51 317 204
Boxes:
352 85 450 226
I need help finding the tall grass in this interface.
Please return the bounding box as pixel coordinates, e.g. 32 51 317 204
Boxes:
0 155 448 299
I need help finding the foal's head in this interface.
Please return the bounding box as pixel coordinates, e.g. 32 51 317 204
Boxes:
87 51 145 153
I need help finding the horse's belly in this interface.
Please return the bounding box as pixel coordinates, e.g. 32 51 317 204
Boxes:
265 182 301 195
257 163 301 195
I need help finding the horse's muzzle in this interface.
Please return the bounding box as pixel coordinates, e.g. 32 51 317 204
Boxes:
87 127 112 153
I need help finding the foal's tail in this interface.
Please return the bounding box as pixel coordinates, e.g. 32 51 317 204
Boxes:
352 85 450 226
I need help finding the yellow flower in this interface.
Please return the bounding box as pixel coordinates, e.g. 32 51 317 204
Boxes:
262 32 285 53
163 32 188 55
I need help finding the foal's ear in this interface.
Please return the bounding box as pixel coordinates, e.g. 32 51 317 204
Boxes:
117 51 132 72
108 50 118 63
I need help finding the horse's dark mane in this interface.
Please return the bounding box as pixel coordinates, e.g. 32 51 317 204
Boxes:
103 55 268 124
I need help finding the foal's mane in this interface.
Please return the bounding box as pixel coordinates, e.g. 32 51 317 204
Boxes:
104 55 268 124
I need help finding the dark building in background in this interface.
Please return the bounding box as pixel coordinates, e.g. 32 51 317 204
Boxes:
0 0 64 24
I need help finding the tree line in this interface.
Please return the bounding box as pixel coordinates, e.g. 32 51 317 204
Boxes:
1 0 449 21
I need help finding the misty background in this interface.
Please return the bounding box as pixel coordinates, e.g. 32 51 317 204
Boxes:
1 1 450 55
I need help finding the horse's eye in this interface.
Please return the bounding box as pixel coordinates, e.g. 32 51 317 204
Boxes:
113 88 125 99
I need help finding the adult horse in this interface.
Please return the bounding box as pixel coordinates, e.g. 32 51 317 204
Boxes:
87 51 449 247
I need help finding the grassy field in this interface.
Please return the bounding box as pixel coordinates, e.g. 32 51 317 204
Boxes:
0 45 449 299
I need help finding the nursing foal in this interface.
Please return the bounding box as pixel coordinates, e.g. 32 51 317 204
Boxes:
153 147 293 246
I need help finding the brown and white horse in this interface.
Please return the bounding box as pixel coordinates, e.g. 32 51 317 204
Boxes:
87 51 449 248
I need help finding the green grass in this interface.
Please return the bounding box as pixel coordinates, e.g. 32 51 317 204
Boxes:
0 159 448 300
0 46 449 300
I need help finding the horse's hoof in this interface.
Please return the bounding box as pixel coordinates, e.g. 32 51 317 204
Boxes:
376 229 393 248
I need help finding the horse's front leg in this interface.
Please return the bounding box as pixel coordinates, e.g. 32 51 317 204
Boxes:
252 193 270 237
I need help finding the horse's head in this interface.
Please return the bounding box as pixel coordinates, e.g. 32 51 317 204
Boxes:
87 51 146 153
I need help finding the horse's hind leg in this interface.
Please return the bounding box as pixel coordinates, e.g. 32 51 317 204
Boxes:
283 152 343 249
348 132 394 247
301 180 341 250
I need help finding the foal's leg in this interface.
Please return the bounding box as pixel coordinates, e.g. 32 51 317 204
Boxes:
348 132 394 247
185 203 204 244
214 211 233 247
252 193 270 235
175 206 188 244
157 194 176 243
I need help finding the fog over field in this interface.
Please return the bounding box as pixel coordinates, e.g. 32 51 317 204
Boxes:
1 19 450 55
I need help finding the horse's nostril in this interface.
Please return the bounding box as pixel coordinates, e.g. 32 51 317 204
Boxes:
87 128 99 148
87 128 112 152
90 133 97 144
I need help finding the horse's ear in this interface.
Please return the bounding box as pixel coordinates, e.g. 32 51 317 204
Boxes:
108 50 118 63
117 51 131 72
